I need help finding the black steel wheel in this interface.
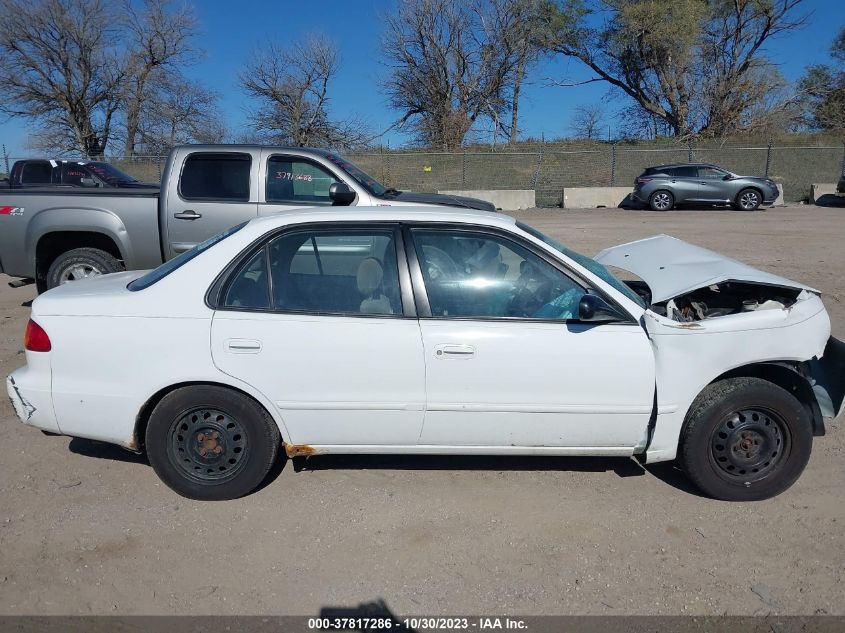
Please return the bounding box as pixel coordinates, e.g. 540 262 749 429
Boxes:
146 386 280 500
679 377 812 501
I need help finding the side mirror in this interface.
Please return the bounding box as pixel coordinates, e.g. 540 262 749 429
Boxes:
80 177 98 187
722 174 733 181
578 293 625 322
329 182 356 206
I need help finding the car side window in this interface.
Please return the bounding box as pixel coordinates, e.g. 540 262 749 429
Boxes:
266 156 339 204
672 166 697 178
222 229 401 315
180 152 251 201
21 161 53 184
61 163 91 186
411 229 586 320
698 166 725 179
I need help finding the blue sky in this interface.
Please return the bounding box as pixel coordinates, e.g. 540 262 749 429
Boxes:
1 0 842 156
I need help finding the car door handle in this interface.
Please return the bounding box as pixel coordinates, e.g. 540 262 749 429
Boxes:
434 344 476 359
226 339 262 354
174 210 202 220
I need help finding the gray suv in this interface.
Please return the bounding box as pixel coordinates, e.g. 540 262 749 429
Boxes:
632 163 779 211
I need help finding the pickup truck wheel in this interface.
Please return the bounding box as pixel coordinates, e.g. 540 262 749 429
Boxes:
45 248 123 289
679 377 812 501
145 386 281 501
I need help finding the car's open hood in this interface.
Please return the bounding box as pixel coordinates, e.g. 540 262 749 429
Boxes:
594 234 818 304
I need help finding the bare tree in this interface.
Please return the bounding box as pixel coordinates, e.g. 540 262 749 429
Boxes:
134 74 224 155
122 0 198 157
798 26 845 132
569 104 604 139
540 0 807 138
240 35 369 149
381 0 525 149
0 0 128 158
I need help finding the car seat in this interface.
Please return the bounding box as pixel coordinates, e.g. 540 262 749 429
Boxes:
357 257 394 314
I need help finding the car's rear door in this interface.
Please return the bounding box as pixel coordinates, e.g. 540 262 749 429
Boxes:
210 222 426 446
405 225 655 450
669 166 700 201
164 151 259 258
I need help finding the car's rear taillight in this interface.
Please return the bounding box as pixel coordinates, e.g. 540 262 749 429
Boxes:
24 319 51 352
635 176 653 184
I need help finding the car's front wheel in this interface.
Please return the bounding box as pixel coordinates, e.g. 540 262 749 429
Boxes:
679 377 812 501
146 385 281 500
649 190 674 211
734 188 762 211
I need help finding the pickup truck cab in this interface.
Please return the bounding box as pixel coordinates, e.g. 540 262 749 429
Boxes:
0 145 494 290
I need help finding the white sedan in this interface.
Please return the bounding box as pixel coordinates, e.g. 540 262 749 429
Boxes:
7 207 844 501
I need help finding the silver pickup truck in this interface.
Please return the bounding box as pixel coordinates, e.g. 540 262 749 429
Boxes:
0 145 494 291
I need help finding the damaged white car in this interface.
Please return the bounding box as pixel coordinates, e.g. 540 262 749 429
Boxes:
7 207 844 501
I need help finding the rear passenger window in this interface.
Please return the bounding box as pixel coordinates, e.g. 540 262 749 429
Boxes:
180 153 251 201
21 162 53 184
672 166 697 178
221 229 402 316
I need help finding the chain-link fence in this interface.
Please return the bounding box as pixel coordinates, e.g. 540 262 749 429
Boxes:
5 140 845 208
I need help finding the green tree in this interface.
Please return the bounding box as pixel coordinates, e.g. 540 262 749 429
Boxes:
798 26 845 132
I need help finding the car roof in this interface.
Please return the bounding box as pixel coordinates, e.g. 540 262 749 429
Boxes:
244 206 514 232
174 144 336 156
647 163 725 170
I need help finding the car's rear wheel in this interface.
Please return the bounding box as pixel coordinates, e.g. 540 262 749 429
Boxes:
649 190 674 211
45 247 123 290
735 188 762 211
679 377 812 501
146 385 281 500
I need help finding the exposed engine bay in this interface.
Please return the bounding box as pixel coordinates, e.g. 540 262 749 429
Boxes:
645 281 802 323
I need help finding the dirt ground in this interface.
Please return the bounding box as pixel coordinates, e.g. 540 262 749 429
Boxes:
1 204 844 617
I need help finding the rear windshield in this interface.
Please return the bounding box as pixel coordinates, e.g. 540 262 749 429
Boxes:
127 223 246 291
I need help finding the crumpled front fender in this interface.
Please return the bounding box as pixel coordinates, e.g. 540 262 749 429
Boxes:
807 336 845 420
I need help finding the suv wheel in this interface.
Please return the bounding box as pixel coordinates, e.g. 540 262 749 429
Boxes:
735 188 761 211
649 190 674 211
679 377 812 501
45 247 123 290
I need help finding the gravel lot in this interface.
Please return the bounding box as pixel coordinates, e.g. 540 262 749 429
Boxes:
1 204 844 616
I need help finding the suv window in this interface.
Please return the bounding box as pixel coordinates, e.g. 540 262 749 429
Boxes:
21 161 53 184
671 166 697 178
180 153 251 201
266 156 339 204
411 229 586 320
223 229 401 315
698 166 726 179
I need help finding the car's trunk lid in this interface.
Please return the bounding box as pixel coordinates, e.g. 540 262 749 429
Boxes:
595 234 818 304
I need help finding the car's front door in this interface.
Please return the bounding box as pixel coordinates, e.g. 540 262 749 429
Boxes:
210 223 425 446
407 226 656 450
697 166 731 202
165 152 259 258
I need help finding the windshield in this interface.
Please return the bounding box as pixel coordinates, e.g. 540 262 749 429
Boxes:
516 222 646 308
128 222 247 291
81 162 138 185
324 153 388 196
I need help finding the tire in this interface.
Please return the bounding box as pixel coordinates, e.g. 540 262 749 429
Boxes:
145 385 281 500
735 188 762 211
45 247 123 289
649 190 674 211
679 377 812 501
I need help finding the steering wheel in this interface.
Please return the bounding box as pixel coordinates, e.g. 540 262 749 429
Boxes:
421 245 460 281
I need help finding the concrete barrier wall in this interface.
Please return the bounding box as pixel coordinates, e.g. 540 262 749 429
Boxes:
562 187 633 209
811 183 837 204
438 189 535 210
